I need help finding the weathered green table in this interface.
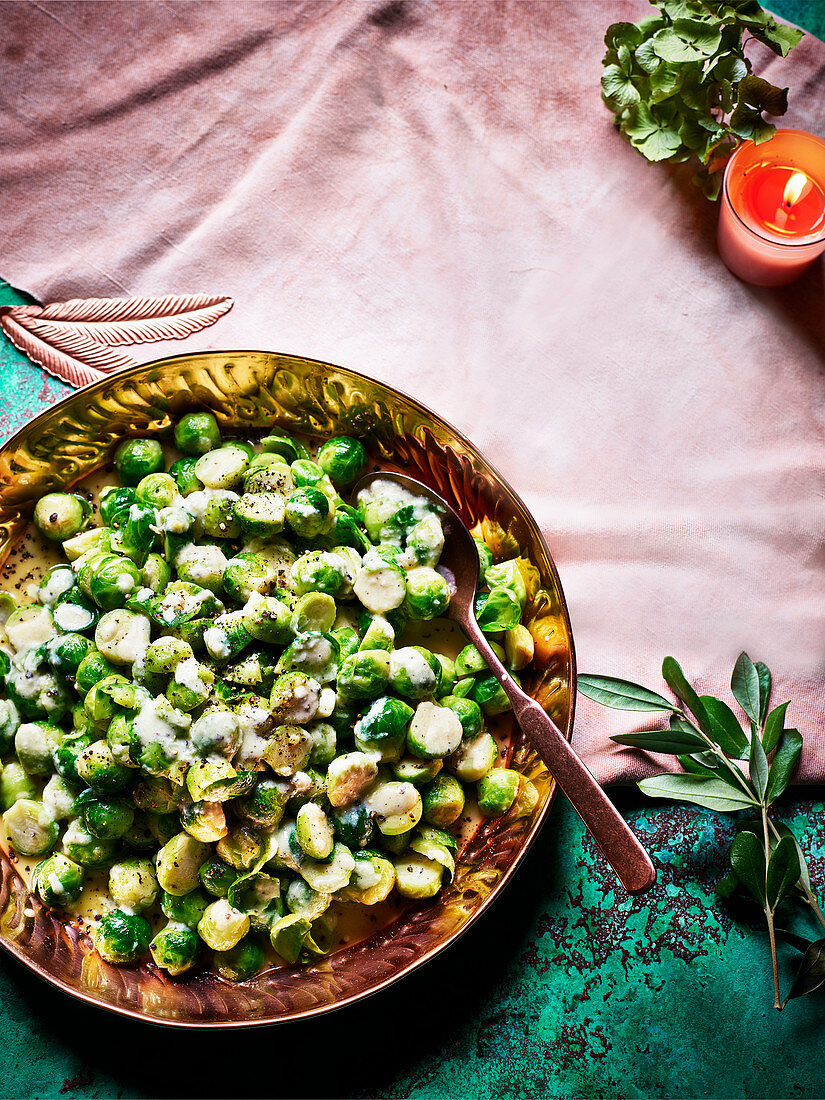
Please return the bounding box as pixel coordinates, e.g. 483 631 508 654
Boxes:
3 6 825 1093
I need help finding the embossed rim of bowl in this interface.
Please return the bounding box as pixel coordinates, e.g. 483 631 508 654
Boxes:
0 349 577 1027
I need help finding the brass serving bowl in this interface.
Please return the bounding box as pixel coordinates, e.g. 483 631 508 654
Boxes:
0 350 575 1027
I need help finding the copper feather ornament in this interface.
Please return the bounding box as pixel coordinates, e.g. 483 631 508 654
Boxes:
0 293 234 388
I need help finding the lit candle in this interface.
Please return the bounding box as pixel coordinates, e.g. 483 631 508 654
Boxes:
717 129 825 286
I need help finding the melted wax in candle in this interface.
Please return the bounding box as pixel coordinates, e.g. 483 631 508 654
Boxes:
740 162 825 238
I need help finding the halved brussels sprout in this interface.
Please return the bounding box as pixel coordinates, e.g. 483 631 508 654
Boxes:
156 832 209 895
388 646 442 701
364 782 423 836
406 701 463 760
33 853 84 907
198 899 250 951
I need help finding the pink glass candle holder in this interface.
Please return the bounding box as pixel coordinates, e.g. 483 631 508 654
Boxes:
717 128 825 287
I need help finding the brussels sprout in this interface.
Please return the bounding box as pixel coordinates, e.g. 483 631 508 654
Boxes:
89 556 143 610
357 614 394 653
76 739 132 794
169 456 204 496
364 782 423 836
392 755 443 784
270 912 312 964
190 710 242 759
5 656 69 723
336 649 390 703
195 444 251 490
5 603 57 652
174 543 228 594
94 609 151 666
484 560 529 607
285 878 330 920
140 552 172 594
52 591 98 635
331 802 376 849
199 856 237 897
233 492 287 537
61 817 117 866
470 673 514 716
134 473 176 510
175 411 221 456
41 774 77 821
81 796 135 839
511 774 539 818
52 735 92 787
403 567 450 621
213 937 264 981
316 435 367 488
477 768 520 817
306 721 337 769
151 923 201 976
260 431 308 462
160 887 211 928
186 759 256 803
326 752 378 808
242 594 294 645
262 723 313 777
473 536 494 581
0 699 19 756
114 438 164 486
404 514 445 568
198 899 250 951
156 832 209 895
299 841 355 893
227 871 283 932
448 731 499 783
108 858 158 911
201 491 242 540
63 525 114 562
149 813 180 847
406 701 463 760
504 624 535 671
290 458 326 488
180 799 228 844
393 852 444 899
166 657 214 712
433 654 456 699
33 853 84 907
295 803 334 860
421 774 465 826
15 720 63 775
216 824 264 871
221 553 271 604
341 850 396 904
475 587 522 634
236 777 290 827
33 493 91 542
132 776 181 814
388 646 442 701
292 592 337 635
0 760 37 810
121 811 156 851
278 632 339 685
331 626 360 662
352 549 406 614
284 488 330 539
4 798 58 856
204 611 253 662
454 644 487 678
269 671 321 724
95 909 152 964
291 550 348 597
223 647 278 693
439 695 483 739
353 695 413 762
38 564 76 606
243 455 295 496
408 832 455 881
142 636 191 676
45 632 92 676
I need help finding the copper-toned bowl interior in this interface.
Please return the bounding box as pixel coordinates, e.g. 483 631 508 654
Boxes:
0 350 575 1027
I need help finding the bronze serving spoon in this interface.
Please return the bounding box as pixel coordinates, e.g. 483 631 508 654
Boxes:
353 471 656 896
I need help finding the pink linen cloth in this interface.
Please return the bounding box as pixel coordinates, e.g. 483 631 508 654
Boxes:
1 0 825 785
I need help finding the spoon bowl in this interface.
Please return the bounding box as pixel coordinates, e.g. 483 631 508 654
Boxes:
352 471 657 896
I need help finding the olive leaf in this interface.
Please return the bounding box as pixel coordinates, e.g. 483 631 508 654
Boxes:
700 695 747 756
731 651 761 726
766 836 801 911
730 830 766 905
577 674 679 713
765 729 803 803
638 773 757 812
785 940 825 1002
762 701 789 754
756 661 772 724
749 732 769 799
662 657 710 732
611 727 706 754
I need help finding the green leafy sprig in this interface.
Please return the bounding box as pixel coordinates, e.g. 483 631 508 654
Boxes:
579 653 825 1009
601 0 804 197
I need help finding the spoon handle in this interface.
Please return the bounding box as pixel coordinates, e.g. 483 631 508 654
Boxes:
461 618 656 895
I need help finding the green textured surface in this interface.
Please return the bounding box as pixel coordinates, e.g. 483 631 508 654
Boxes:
2 5 825 1095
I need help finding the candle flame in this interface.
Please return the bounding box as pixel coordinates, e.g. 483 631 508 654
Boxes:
783 171 810 207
